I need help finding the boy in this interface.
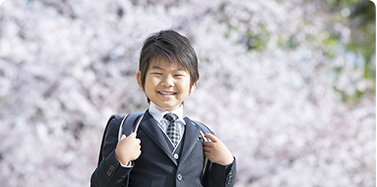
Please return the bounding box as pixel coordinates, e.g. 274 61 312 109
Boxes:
91 30 236 187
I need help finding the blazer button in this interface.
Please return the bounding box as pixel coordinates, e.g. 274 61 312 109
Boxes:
174 153 179 159
107 165 115 176
177 174 182 181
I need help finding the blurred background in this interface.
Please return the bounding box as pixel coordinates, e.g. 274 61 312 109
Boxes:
0 0 375 186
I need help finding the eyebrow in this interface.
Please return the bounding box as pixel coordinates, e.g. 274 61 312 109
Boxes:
150 66 186 71
151 66 163 70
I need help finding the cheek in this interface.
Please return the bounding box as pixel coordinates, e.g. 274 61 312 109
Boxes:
180 81 192 95
145 76 158 86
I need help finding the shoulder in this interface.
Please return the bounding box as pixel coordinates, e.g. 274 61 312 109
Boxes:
105 115 124 138
102 115 125 157
184 117 215 135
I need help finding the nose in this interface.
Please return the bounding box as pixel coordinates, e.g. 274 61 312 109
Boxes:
161 75 174 87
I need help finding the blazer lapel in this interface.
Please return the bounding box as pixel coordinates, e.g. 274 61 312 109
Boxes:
179 117 201 165
139 111 177 165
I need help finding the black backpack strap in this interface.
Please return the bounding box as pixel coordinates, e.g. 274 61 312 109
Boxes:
96 112 143 187
191 119 214 134
120 112 144 138
97 113 144 167
97 114 126 167
120 112 143 187
184 117 215 185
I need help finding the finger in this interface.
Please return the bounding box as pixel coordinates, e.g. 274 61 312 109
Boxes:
128 132 137 138
203 152 210 157
203 144 211 149
203 151 212 158
204 134 218 142
203 147 212 153
120 134 126 139
202 142 213 147
136 138 141 145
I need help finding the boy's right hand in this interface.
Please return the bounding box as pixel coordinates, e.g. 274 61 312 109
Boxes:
115 132 141 166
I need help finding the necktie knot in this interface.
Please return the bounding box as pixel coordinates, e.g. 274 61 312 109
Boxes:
164 113 178 123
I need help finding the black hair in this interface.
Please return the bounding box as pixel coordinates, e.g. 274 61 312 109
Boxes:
139 30 199 91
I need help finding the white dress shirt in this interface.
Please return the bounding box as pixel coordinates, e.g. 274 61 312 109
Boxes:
148 102 186 147
119 102 186 167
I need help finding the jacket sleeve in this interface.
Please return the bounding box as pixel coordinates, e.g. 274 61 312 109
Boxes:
90 119 132 187
204 157 237 187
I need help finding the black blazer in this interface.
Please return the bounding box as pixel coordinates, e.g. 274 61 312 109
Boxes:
91 111 236 187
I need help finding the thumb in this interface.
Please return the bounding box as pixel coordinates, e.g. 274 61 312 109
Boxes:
204 133 218 142
120 134 126 140
128 132 137 138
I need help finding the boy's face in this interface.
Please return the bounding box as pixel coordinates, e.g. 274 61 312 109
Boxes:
137 58 197 112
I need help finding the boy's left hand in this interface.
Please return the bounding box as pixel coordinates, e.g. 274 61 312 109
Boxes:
203 134 234 166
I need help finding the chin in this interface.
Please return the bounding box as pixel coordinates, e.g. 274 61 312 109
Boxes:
161 104 180 111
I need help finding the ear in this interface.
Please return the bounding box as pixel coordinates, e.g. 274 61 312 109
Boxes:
189 79 198 93
136 71 144 90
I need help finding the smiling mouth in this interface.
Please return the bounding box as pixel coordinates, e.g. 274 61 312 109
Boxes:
158 91 176 96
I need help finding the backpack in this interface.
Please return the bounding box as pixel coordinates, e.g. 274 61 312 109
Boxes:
96 112 214 185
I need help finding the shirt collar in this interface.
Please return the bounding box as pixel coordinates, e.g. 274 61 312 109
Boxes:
149 102 185 124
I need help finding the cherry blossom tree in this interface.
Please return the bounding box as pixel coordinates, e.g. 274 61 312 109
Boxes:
0 0 374 186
